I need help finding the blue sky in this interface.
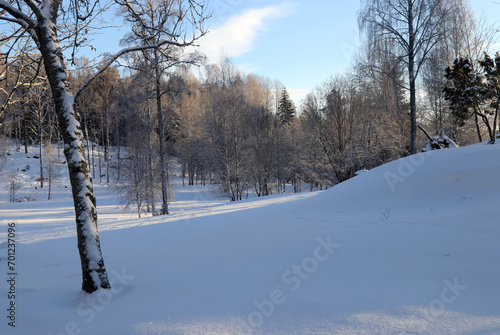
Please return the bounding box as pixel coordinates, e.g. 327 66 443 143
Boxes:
199 0 500 105
198 0 362 103
87 0 500 105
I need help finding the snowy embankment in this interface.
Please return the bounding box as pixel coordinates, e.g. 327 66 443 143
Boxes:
1 143 499 334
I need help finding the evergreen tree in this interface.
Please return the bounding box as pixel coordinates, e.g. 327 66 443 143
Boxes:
443 57 483 126
443 56 495 143
277 88 296 125
479 52 500 143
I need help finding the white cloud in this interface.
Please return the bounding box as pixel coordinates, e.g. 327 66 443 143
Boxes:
198 4 293 63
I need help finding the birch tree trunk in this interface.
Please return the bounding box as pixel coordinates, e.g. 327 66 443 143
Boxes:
36 11 110 293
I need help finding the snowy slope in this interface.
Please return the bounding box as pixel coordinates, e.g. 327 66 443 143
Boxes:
0 142 500 335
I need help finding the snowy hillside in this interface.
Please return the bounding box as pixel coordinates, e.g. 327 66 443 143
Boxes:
1 142 500 334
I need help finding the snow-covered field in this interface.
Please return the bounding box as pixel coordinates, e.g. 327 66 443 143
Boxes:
1 142 499 334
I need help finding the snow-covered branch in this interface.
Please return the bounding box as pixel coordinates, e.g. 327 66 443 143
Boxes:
0 0 37 28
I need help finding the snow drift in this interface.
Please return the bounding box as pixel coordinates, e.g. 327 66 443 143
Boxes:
0 142 499 334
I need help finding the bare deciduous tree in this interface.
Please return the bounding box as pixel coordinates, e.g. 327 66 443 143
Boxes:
359 0 451 154
117 0 207 214
7 172 22 203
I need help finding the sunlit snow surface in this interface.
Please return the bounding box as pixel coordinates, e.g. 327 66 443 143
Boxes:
0 142 499 334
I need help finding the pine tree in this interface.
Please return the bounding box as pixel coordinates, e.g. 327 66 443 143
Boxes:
443 57 483 126
479 52 500 144
277 88 296 125
443 56 495 143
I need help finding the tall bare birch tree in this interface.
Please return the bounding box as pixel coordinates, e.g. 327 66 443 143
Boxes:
118 0 206 214
359 0 450 154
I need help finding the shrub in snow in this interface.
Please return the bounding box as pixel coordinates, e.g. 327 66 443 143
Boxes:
419 125 458 151
7 172 22 203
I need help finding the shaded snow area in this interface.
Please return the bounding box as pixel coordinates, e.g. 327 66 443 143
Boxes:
1 142 500 334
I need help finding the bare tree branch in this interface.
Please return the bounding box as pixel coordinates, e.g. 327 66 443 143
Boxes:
75 38 197 102
0 0 37 27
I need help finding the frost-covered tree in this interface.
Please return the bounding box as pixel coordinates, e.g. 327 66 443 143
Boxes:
443 56 495 143
8 172 22 203
119 109 153 218
479 52 500 143
422 0 497 139
302 76 363 183
175 74 205 186
0 0 208 293
244 75 275 197
116 0 205 214
26 82 53 189
359 0 451 154
46 139 62 200
87 65 120 185
203 60 248 201
118 0 206 215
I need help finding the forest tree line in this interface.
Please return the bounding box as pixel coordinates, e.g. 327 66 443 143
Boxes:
1 0 499 216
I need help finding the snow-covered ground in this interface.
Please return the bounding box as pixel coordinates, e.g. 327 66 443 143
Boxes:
0 142 499 334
